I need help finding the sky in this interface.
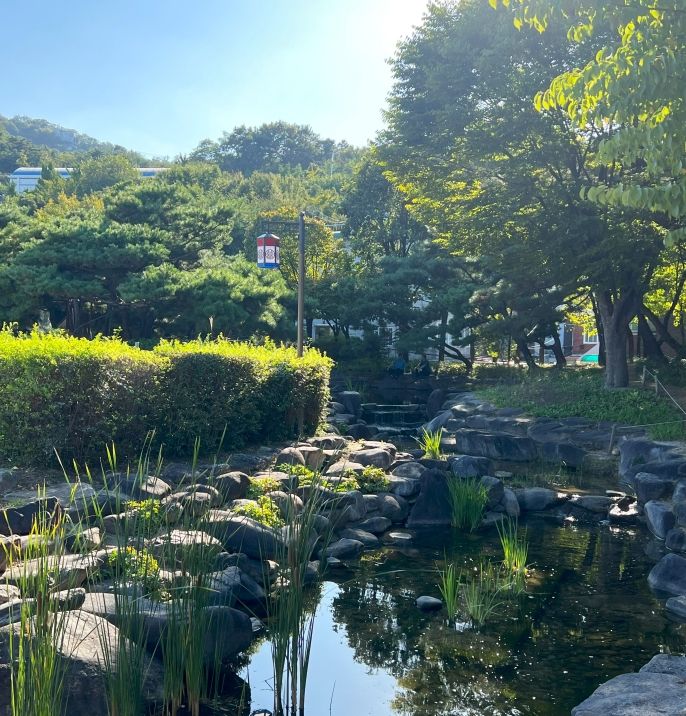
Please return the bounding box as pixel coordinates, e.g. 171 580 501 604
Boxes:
2 0 429 159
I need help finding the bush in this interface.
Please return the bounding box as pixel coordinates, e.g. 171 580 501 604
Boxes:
247 476 284 499
434 362 469 379
472 363 527 385
107 546 161 594
231 495 284 528
0 330 332 465
355 466 390 493
313 334 386 376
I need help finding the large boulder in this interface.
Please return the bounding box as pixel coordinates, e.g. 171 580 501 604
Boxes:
449 455 493 479
407 470 452 527
349 448 393 470
275 447 305 467
480 476 504 510
202 512 284 560
422 410 453 434
644 500 675 540
339 391 362 417
0 497 62 537
0 610 164 716
618 438 679 482
647 552 686 595
537 441 586 469
386 475 421 498
633 472 674 504
454 429 537 462
212 472 249 502
666 527 686 553
323 538 364 559
377 493 409 523
392 461 427 480
515 488 567 512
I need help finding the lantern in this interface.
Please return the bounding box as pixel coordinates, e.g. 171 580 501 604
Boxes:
256 232 280 269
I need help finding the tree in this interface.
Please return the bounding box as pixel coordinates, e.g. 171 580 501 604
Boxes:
72 155 139 196
382 0 665 386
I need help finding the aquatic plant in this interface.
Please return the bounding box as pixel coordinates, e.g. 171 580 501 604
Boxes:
446 477 487 531
415 428 444 459
497 518 528 580
461 562 504 626
437 560 460 621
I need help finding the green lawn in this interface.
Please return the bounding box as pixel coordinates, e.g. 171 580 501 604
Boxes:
478 368 686 441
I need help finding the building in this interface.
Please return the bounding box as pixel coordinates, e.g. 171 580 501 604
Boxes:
7 166 167 193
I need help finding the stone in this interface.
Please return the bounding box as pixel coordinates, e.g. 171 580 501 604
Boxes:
50 587 86 611
203 512 284 560
422 410 454 433
308 435 348 451
666 527 686 553
118 474 172 499
570 495 613 514
426 388 447 419
3 553 102 592
0 469 19 493
481 511 506 527
0 610 164 716
647 553 686 595
617 437 679 482
298 445 325 470
386 475 421 498
515 488 567 512
640 653 686 676
501 488 520 518
0 585 20 605
665 595 686 620
267 490 304 519
609 501 640 525
571 671 686 716
206 566 266 604
212 471 250 501
537 441 586 469
480 476 504 509
644 500 675 540
275 446 305 467
383 531 414 545
340 528 380 549
323 538 364 559
354 516 392 534
66 526 102 553
339 391 362 417
406 469 451 527
449 455 493 479
633 472 674 504
362 494 380 512
148 529 223 565
163 488 215 517
454 429 537 462
0 497 62 536
326 460 365 477
673 480 686 503
416 595 442 611
349 448 393 470
347 423 378 440
391 461 427 480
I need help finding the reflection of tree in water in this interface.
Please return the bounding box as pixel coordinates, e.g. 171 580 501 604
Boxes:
327 521 686 716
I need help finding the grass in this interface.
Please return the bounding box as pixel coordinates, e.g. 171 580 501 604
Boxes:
478 367 686 440
415 428 444 459
461 562 504 626
437 560 460 621
497 519 528 584
446 477 488 532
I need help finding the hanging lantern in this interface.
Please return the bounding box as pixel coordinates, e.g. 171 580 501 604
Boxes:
256 232 280 269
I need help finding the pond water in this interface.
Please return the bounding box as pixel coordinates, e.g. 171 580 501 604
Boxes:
236 518 686 716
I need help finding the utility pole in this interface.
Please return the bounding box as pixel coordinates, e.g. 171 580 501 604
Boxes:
297 211 306 357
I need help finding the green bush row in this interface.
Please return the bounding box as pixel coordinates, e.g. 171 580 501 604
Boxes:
0 331 332 466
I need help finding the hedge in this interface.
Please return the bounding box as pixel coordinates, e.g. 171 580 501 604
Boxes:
0 331 332 466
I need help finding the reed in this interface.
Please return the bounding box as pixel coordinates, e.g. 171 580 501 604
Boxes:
415 428 444 459
446 477 487 531
437 560 460 621
496 518 528 581
461 562 503 626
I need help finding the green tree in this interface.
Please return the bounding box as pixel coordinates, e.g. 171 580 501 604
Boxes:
72 155 139 196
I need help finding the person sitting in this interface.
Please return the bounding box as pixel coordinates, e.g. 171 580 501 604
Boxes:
389 355 406 378
414 355 432 377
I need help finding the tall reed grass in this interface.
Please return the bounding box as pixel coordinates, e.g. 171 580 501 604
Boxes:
446 478 487 531
415 428 444 459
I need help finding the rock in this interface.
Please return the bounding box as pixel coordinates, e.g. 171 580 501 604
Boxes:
383 531 414 545
515 488 567 512
0 585 20 605
665 595 686 620
5 482 98 509
406 470 451 527
312 514 331 535
206 566 266 604
354 516 392 534
644 500 675 539
673 479 686 503
386 475 421 498
339 391 362 417
203 512 284 560
148 529 223 566
349 448 392 470
633 472 674 504
640 653 686 676
480 476 504 509
449 455 493 479
454 429 537 462
340 528 380 549
618 438 679 482
647 553 686 595
426 388 447 419
481 511 506 527
571 670 686 716
267 490 304 519
363 494 380 512
3 553 102 592
501 488 520 518
212 472 250 501
571 495 613 514
0 469 19 493
392 461 427 480
416 595 442 611
275 446 305 467
666 527 686 553
118 474 172 499
50 587 86 611
308 435 348 451
298 445 325 470
66 527 102 553
163 488 215 517
347 423 378 440
537 441 586 469
0 610 164 716
323 538 364 559
326 460 365 477
422 410 454 433
609 501 640 524
0 497 62 537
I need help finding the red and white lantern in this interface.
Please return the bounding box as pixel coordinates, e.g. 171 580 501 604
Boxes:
256 232 280 269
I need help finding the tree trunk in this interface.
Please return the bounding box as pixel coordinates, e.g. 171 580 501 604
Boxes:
590 292 606 367
516 339 539 371
596 289 639 388
549 331 567 369
438 311 448 362
637 312 667 363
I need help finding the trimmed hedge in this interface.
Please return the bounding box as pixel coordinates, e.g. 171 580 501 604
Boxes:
0 331 332 466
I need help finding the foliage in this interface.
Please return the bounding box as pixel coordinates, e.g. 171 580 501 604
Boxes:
479 368 686 440
126 498 165 533
247 476 284 499
415 428 444 460
107 546 161 594
446 478 488 532
472 363 527 384
434 362 469 379
437 560 461 622
496 519 528 580
461 562 505 626
231 496 284 528
356 466 391 494
0 331 332 465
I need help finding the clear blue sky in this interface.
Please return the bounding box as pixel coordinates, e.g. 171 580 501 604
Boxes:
3 1 428 158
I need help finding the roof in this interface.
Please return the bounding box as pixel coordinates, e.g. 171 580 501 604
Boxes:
11 167 72 176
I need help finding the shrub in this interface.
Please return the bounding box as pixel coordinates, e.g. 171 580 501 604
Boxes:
356 466 390 493
472 363 527 384
231 495 284 528
0 330 332 465
434 362 469 379
106 546 161 594
126 498 165 533
276 463 315 482
247 476 284 499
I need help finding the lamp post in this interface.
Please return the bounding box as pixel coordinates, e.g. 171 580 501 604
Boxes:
256 211 306 357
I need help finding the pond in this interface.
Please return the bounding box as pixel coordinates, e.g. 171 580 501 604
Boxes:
238 518 686 716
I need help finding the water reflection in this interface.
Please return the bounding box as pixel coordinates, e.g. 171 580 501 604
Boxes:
241 518 686 716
